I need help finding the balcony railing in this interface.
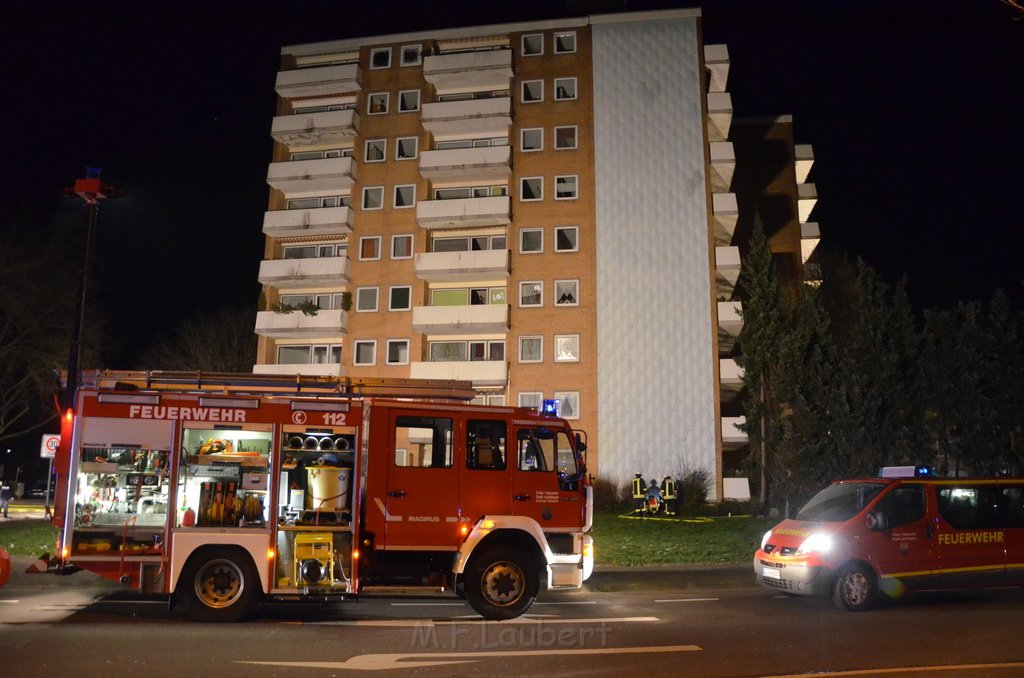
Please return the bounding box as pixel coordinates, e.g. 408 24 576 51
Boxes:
801 222 821 264
254 309 347 339
262 206 353 239
704 44 730 93
715 246 741 300
423 50 513 96
416 195 511 229
419 145 511 183
721 416 748 449
795 144 815 184
414 249 509 283
409 360 508 387
798 183 818 222
709 141 735 192
411 304 509 335
706 91 733 142
421 97 512 137
266 156 357 194
257 257 350 289
275 63 362 98
718 301 743 337
271 109 359 148
712 192 738 245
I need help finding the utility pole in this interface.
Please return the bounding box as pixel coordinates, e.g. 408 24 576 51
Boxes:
63 167 118 410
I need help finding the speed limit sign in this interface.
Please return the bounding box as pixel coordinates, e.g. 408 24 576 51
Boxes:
40 434 60 459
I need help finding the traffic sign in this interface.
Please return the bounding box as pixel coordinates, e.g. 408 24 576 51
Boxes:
40 434 60 459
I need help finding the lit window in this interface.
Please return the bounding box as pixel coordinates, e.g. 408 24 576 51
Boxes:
521 80 543 103
359 236 381 261
518 392 543 409
520 228 543 253
553 391 580 419
400 44 422 66
520 177 543 201
522 34 543 56
368 92 389 115
392 234 413 259
554 280 578 306
554 335 580 362
356 287 379 312
386 339 410 365
555 175 578 200
519 281 542 308
365 139 386 162
399 90 420 112
554 126 578 150
554 225 579 252
394 184 416 208
353 340 377 366
519 336 542 363
389 286 412 311
554 32 576 54
521 128 543 152
370 47 391 69
396 136 418 160
362 186 384 210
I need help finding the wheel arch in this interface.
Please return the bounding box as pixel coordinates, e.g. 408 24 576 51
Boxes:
453 517 549 576
169 532 272 594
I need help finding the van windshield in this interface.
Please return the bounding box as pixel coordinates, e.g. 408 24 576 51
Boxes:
796 482 887 523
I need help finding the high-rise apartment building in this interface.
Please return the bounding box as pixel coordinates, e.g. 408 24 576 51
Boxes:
253 8 819 498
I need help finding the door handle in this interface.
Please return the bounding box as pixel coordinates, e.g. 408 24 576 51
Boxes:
388 490 406 498
514 494 530 502
926 523 934 539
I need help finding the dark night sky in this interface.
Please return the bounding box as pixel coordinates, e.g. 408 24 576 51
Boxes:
2 0 1022 368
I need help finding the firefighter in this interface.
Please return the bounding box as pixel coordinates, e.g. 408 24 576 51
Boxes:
661 475 678 516
631 473 647 515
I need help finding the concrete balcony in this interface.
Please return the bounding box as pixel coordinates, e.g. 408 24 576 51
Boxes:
720 358 743 400
715 245 741 300
262 206 352 239
409 360 508 388
252 363 342 377
721 416 748 449
712 192 738 245
419 145 511 183
271 109 359 148
801 222 821 264
798 183 818 222
421 97 512 137
254 309 347 339
795 144 815 184
709 141 735 192
706 91 733 142
275 63 362 98
704 44 730 93
257 257 350 290
411 304 509 335
416 196 511 229
718 301 743 337
423 49 513 96
267 157 356 195
414 249 509 283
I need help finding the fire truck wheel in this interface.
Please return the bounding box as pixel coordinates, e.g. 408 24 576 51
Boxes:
179 548 260 622
465 546 539 620
832 562 877 612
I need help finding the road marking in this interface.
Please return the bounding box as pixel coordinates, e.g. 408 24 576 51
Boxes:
391 602 465 607
0 600 21 604
238 644 701 671
766 661 1024 677
305 616 659 627
535 601 596 605
654 597 719 603
98 600 167 605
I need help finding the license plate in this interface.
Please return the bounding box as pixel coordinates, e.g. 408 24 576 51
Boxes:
762 566 781 580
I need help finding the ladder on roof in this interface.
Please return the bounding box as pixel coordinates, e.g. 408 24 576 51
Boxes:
74 369 478 402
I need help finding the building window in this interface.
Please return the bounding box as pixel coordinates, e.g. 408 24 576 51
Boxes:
520 127 543 152
389 285 412 311
522 34 543 56
278 344 342 365
554 31 576 54
554 225 579 252
396 136 418 160
386 339 410 365
400 44 422 66
399 89 420 112
519 336 542 363
518 392 543 409
554 77 577 101
362 186 384 210
553 391 580 419
359 236 381 261
370 47 391 69
554 335 580 362
554 125 578 150
520 177 543 201
555 279 579 306
519 228 543 253
394 184 416 208
392 234 413 259
368 92 389 115
365 138 386 162
356 287 379 312
353 340 377 366
521 80 543 103
519 281 542 308
555 175 578 200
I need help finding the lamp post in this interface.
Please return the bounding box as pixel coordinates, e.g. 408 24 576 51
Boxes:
63 167 118 410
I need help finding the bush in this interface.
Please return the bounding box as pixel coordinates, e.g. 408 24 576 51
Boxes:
678 467 712 511
591 475 629 512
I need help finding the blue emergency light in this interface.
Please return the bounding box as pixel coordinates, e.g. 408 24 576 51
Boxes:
541 399 559 415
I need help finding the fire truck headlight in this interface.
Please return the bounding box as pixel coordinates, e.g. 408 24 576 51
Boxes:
760 530 772 551
797 533 832 555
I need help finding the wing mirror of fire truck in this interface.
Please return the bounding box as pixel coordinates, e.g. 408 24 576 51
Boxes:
866 509 889 532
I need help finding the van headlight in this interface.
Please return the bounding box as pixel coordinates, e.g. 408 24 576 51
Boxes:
797 533 832 554
760 530 772 550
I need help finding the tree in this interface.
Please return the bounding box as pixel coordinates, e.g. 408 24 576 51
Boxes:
138 305 257 372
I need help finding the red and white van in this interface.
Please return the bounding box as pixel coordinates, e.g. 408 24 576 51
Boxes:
753 471 1024 610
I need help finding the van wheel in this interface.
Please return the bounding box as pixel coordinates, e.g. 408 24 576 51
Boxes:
465 546 539 620
832 563 877 611
178 548 260 622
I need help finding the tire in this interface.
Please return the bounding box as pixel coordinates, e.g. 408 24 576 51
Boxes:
832 563 877 612
178 548 260 622
464 546 540 620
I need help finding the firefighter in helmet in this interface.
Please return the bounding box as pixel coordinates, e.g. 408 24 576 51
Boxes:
661 475 678 516
631 473 647 515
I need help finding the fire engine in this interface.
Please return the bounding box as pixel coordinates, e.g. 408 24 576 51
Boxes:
45 370 593 622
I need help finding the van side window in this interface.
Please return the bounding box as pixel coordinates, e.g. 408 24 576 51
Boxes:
1000 487 1024 527
467 419 506 470
393 416 453 468
875 485 925 528
517 429 550 472
938 486 1004 530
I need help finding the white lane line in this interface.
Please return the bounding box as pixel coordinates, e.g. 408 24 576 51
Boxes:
0 600 21 604
654 597 719 603
98 600 167 605
391 602 465 607
535 601 596 605
765 661 1024 678
306 615 660 627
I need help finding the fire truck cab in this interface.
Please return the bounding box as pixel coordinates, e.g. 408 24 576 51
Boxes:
50 370 593 622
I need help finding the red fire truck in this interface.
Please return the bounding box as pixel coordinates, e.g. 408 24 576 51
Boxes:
45 370 593 621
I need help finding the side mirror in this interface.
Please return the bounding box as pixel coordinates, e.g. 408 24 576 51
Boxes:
866 509 889 532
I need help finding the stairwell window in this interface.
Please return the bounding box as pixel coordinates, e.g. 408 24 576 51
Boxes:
555 175 578 200
521 80 543 103
370 47 391 69
353 340 377 366
554 77 577 101
520 177 543 202
365 138 386 162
